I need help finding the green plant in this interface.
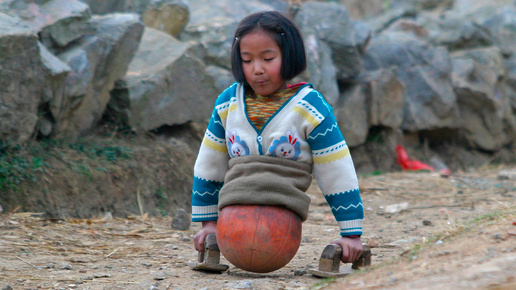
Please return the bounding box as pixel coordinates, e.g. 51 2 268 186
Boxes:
0 145 47 191
0 138 134 191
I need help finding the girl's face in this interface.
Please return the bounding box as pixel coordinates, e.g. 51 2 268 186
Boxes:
239 29 287 96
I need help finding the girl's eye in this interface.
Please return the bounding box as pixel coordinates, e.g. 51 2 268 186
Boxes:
264 58 274 61
242 60 251 63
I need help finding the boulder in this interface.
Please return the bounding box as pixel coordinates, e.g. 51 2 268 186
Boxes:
109 27 218 132
294 1 371 104
206 65 235 93
179 0 273 68
335 85 368 147
362 31 460 132
451 47 516 151
336 69 406 147
38 43 71 137
387 13 496 51
0 12 44 144
79 0 190 37
0 0 92 51
53 13 144 138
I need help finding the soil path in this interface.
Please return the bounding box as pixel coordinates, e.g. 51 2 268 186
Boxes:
1 167 515 289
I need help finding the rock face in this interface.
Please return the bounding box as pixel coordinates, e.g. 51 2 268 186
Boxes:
78 0 190 37
109 27 218 132
53 13 144 138
0 13 44 144
1 0 516 152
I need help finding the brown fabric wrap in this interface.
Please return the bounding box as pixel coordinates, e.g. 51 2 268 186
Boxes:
218 155 313 221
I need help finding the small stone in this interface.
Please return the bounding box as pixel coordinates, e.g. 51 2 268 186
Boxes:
60 263 73 270
171 209 191 231
497 170 516 180
294 270 306 276
422 220 432 226
493 233 503 240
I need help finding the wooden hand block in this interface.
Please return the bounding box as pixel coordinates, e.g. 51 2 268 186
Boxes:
189 234 229 273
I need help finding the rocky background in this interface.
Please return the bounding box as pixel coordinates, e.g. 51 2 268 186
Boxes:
1 0 516 217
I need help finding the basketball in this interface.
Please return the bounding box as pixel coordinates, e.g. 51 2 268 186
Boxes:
216 204 302 273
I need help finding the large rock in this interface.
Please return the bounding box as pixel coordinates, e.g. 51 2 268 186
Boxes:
38 43 71 137
179 0 273 68
79 0 189 37
451 47 516 151
362 31 460 132
336 69 406 147
294 1 371 104
336 0 387 19
335 85 368 147
387 13 496 51
53 13 144 138
0 13 45 144
298 34 339 105
295 1 370 80
109 27 218 132
0 0 91 50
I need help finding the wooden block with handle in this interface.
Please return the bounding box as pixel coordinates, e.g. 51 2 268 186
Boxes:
188 234 229 272
309 244 371 278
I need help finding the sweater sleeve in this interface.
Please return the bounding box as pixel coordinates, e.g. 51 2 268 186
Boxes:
307 108 364 236
191 86 234 222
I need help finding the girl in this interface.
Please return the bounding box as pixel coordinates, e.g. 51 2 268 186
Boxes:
191 10 364 265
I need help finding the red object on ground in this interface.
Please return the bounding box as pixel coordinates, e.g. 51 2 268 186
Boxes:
217 205 302 273
396 145 435 172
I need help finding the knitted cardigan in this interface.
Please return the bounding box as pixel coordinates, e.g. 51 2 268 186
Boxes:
191 82 364 236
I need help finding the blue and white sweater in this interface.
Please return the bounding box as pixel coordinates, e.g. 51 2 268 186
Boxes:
191 82 364 236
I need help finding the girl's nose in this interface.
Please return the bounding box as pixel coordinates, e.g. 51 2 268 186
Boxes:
253 62 264 75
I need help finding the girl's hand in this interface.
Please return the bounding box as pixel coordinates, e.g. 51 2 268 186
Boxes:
331 236 363 263
193 220 217 252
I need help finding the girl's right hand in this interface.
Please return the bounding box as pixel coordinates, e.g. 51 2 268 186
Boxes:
193 220 217 252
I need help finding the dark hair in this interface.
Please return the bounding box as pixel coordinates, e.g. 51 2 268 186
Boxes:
231 10 307 83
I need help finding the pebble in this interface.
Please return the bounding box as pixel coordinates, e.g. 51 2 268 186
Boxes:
171 209 191 231
60 263 73 270
422 220 432 226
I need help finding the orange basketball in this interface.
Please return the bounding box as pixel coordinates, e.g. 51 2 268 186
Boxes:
216 204 302 273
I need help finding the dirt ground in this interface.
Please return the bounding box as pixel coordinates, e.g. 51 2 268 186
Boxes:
1 166 515 290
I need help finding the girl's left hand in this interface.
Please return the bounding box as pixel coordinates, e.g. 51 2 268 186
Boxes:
331 236 363 263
